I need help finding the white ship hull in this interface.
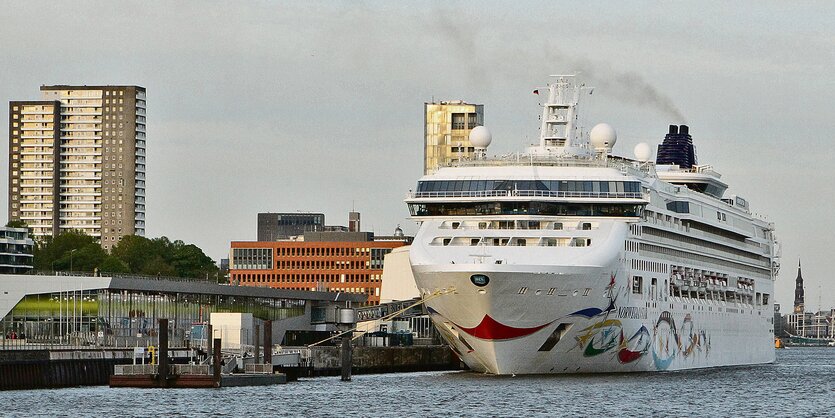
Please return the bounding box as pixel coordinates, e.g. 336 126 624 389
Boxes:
413 261 774 374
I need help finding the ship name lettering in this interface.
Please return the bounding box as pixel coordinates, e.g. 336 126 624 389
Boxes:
617 307 647 319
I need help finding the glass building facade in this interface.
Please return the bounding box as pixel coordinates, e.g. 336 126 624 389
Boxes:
1 286 306 348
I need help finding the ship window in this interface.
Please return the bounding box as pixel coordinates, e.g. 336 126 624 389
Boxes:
442 238 451 246
666 201 689 213
581 222 592 230
553 222 563 230
632 276 643 294
515 239 526 246
478 222 487 229
408 202 644 217
471 238 480 246
599 182 609 192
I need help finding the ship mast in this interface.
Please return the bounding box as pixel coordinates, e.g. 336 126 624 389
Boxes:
530 75 593 158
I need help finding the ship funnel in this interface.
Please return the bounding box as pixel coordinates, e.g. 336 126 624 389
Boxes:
656 124 697 168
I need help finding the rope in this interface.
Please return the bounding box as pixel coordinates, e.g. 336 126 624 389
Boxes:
306 288 455 347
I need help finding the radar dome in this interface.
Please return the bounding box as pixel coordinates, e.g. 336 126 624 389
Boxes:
469 126 492 148
590 123 617 150
634 142 653 162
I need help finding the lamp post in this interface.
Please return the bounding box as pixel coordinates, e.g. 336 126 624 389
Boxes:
69 249 77 274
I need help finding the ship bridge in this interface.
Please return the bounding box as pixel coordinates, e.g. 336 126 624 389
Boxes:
406 165 649 219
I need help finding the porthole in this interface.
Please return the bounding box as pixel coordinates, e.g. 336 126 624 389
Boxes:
470 274 490 287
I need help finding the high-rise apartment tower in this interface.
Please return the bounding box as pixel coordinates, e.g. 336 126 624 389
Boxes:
8 85 146 250
423 101 483 175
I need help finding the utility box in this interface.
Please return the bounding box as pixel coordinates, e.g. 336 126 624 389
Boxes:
210 313 254 350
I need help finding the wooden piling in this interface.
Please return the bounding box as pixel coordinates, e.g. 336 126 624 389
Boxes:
159 319 169 383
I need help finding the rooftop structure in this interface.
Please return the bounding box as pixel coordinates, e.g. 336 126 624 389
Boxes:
257 212 324 241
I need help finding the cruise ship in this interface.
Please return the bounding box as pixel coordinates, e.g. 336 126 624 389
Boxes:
406 75 779 374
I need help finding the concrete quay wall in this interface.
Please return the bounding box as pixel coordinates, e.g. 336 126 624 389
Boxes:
0 350 133 390
309 345 461 376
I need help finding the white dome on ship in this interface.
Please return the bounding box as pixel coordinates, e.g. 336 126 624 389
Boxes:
634 142 653 162
469 126 492 148
590 123 617 150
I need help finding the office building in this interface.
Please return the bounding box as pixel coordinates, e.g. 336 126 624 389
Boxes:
257 212 324 241
424 101 483 174
230 228 410 305
8 85 146 250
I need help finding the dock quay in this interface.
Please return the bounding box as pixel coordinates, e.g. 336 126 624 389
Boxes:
275 345 460 378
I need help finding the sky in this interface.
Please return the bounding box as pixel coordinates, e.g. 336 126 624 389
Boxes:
1 1 834 309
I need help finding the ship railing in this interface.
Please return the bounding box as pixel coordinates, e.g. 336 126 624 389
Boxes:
442 155 652 176
406 190 644 200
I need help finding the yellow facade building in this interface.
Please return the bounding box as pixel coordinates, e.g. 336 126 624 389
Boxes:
423 101 483 175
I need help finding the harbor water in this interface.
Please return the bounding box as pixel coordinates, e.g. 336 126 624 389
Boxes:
1 348 832 417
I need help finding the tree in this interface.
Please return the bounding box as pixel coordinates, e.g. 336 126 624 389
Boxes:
99 255 130 274
110 235 158 272
140 255 178 277
34 230 104 272
170 242 217 278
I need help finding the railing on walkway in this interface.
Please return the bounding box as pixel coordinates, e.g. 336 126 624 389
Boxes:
114 364 212 376
172 364 210 375
244 364 272 374
114 364 157 375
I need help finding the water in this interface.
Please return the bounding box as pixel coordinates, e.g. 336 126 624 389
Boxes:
2 348 833 417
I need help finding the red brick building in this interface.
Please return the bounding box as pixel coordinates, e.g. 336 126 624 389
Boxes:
230 236 406 305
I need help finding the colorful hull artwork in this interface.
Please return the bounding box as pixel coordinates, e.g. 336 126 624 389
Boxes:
427 273 713 372
652 311 679 370
617 326 651 364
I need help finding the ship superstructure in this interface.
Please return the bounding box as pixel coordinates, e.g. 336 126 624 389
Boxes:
406 75 778 374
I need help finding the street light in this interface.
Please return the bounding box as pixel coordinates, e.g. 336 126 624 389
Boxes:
69 249 77 274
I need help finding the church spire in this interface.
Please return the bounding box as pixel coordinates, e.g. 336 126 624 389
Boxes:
793 259 805 313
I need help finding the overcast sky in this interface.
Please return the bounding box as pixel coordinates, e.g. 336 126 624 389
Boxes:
2 1 833 309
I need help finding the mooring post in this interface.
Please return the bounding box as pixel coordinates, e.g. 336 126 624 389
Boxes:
340 333 352 382
254 323 261 364
206 324 213 361
264 320 272 365
159 319 169 384
338 306 355 382
213 337 222 384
